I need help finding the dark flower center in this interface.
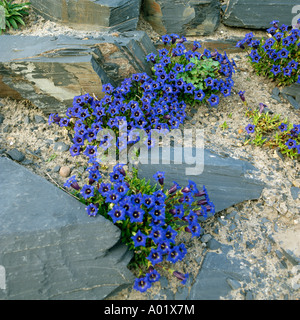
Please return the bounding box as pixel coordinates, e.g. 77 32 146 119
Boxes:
133 211 140 218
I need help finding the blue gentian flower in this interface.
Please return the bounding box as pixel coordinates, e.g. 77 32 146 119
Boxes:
85 203 98 217
208 94 219 107
186 222 202 238
88 169 102 182
128 205 145 223
69 144 81 157
133 277 151 293
150 205 166 220
178 243 187 261
283 66 292 76
278 123 288 132
158 48 169 57
173 63 184 73
245 124 255 134
83 145 97 158
279 48 289 58
108 205 126 223
147 248 164 266
146 269 161 283
173 204 184 219
271 65 281 76
274 32 283 41
64 175 80 191
164 225 177 243
153 171 165 185
280 24 289 32
288 60 298 70
102 83 114 94
80 184 95 200
162 34 171 45
167 246 181 264
157 241 170 254
114 182 129 197
131 230 147 247
204 77 214 87
252 54 262 63
146 52 157 63
192 40 202 51
286 139 297 149
149 227 165 245
131 193 143 206
282 37 291 47
106 190 121 204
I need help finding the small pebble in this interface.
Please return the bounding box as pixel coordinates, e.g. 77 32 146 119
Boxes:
59 166 71 178
34 115 46 124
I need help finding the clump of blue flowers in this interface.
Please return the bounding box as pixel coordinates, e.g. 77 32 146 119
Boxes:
48 34 225 292
63 163 215 293
148 34 236 108
237 19 300 87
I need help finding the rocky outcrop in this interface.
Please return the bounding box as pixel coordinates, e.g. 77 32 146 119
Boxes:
0 157 134 300
223 0 297 29
142 0 221 36
30 0 142 32
0 32 156 115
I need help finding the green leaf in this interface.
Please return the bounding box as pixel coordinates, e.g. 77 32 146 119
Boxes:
14 15 25 26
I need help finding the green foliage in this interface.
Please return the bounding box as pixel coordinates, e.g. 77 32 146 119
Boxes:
0 0 30 34
181 57 221 91
244 108 300 159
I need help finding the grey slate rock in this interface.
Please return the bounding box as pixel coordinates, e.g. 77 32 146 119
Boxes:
290 187 300 200
223 0 297 29
281 84 300 104
226 278 241 290
143 0 220 36
0 114 4 124
189 244 251 300
53 141 70 153
137 147 265 213
206 238 222 250
6 148 25 162
0 32 156 115
30 0 141 32
0 157 134 299
34 115 46 124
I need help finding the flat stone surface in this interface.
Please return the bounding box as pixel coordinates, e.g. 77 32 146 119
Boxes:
143 0 220 36
137 147 265 213
6 148 25 162
0 157 134 300
0 32 156 115
273 225 300 265
31 0 141 32
223 0 297 29
189 244 251 300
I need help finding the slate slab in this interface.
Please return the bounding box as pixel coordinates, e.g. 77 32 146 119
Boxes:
0 157 134 300
280 84 300 109
30 0 141 32
0 32 156 115
223 0 297 29
137 147 265 213
189 244 251 300
143 0 220 36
